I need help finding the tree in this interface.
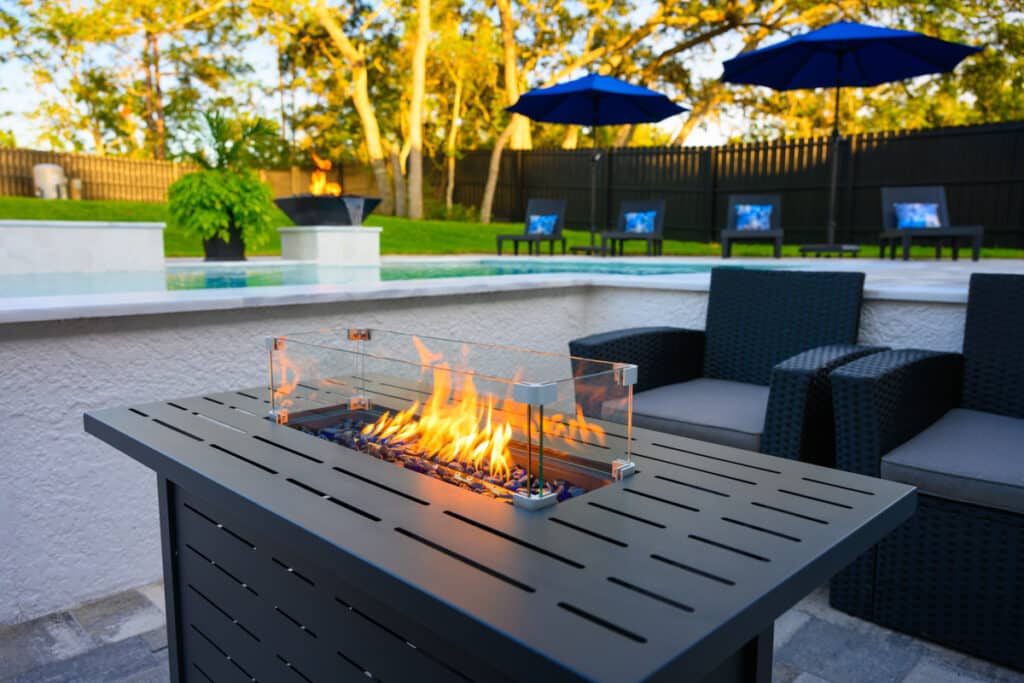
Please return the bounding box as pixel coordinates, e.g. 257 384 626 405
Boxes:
406 0 430 219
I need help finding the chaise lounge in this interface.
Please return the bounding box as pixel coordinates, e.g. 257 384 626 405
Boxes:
599 199 667 256
496 198 568 255
720 194 784 259
569 268 881 464
878 185 983 261
829 273 1024 670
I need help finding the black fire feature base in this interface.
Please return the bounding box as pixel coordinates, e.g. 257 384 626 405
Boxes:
84 386 915 683
275 194 382 226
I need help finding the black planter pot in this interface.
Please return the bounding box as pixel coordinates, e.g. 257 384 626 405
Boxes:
203 223 246 261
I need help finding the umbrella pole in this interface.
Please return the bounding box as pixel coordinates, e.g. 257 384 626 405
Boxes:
826 84 841 246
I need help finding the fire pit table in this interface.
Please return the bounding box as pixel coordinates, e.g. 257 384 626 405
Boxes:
84 330 915 683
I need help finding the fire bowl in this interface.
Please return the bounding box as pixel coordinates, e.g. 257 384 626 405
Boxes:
274 194 382 226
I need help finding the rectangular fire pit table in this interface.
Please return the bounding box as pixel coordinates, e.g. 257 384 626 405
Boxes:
85 386 915 683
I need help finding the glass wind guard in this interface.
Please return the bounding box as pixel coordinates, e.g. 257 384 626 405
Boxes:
266 328 636 508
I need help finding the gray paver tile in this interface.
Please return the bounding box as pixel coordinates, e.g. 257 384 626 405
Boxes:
7 637 159 683
138 626 167 653
69 590 165 646
903 658 995 683
775 615 924 683
775 609 813 651
0 613 93 679
135 584 165 615
773 661 803 683
112 649 169 683
793 674 833 683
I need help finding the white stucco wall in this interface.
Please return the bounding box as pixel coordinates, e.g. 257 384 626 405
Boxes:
0 283 966 625
0 220 166 274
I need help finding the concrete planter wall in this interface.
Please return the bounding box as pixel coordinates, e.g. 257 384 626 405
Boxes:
0 220 166 274
278 225 382 266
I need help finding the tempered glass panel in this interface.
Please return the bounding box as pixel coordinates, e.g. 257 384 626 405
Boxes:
267 328 634 507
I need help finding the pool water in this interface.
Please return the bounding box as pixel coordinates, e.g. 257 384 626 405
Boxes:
1 260 732 298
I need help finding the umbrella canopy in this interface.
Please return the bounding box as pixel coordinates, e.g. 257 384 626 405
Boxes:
721 21 981 249
506 73 687 126
722 21 983 91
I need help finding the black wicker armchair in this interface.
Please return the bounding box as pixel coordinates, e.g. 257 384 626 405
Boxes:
829 273 1024 670
569 269 881 464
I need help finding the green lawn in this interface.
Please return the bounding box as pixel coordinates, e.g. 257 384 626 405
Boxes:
2 196 1021 259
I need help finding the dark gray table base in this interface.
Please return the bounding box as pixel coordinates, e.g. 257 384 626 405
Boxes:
86 385 914 683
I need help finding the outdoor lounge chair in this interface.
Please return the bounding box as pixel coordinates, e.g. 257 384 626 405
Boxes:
720 194 784 258
878 185 983 261
828 273 1024 670
569 268 881 464
496 198 567 255
599 199 666 256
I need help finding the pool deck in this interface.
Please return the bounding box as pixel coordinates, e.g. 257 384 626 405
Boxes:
2 255 1023 324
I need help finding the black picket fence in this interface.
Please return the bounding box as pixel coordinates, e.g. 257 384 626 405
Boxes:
451 120 1024 247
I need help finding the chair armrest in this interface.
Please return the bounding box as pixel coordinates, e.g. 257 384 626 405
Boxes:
831 350 963 477
762 345 887 463
569 326 704 403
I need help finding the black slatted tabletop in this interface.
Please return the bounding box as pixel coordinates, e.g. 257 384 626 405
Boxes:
85 382 915 683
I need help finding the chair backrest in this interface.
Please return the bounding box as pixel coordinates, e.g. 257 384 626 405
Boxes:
961 273 1024 418
703 268 865 385
615 199 666 236
726 194 781 231
523 198 567 237
880 186 950 230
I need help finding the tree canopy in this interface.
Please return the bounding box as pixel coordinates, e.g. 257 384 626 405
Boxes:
2 0 1021 216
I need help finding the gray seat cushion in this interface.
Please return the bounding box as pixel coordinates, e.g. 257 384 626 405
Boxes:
603 378 769 451
881 408 1024 515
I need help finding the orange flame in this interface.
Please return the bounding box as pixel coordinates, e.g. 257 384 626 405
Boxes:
271 339 299 422
360 337 606 481
310 151 342 196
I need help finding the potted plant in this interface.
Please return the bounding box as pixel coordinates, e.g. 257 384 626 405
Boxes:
168 113 279 261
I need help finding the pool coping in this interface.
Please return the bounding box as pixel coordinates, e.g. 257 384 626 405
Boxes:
0 256 986 325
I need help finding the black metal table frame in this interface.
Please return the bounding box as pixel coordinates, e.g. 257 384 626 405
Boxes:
85 383 914 683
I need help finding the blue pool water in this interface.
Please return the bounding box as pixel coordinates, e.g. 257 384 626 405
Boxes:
1 260 735 298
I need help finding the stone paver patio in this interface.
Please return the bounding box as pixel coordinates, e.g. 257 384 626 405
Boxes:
2 581 1022 682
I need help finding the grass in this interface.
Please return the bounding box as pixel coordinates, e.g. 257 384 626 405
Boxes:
2 196 1021 259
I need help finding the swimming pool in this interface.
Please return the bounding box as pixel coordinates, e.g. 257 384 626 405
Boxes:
0 259 742 298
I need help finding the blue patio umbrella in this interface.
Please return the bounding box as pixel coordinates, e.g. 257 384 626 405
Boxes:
721 21 982 250
506 74 687 245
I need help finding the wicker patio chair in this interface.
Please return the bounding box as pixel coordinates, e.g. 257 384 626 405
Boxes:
720 194 784 259
829 273 1024 670
878 185 983 261
496 198 568 256
569 268 882 464
599 199 667 256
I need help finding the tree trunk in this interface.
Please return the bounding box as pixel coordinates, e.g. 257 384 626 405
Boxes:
561 125 579 149
313 0 395 213
149 33 167 160
479 124 515 224
496 0 531 150
445 78 463 211
406 0 429 219
613 124 635 147
390 145 407 218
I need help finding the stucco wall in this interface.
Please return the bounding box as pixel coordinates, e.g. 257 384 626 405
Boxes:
0 284 965 625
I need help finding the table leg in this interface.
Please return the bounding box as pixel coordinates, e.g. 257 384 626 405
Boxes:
936 242 942 260
879 239 886 258
698 626 773 683
973 235 981 261
497 238 503 256
723 238 731 259
951 237 959 261
902 235 911 261
157 476 184 683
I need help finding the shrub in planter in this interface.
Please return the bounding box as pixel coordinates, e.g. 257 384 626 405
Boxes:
168 113 280 261
168 169 276 260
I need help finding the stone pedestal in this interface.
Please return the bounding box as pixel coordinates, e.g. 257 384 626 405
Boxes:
278 225 382 266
